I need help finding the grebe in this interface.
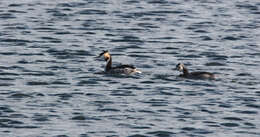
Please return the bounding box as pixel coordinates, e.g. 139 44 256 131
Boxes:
98 50 141 75
175 63 215 79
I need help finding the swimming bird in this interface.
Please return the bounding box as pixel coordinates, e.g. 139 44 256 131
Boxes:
175 63 215 79
98 50 141 75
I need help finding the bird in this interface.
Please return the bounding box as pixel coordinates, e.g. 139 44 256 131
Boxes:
175 63 215 80
98 50 141 75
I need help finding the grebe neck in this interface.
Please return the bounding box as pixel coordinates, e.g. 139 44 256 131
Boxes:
106 57 112 71
183 67 189 75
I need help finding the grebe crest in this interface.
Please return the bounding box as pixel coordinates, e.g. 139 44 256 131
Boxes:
98 50 141 75
175 63 215 80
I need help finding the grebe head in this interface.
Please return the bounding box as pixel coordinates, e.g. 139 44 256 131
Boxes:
98 50 110 61
176 63 185 72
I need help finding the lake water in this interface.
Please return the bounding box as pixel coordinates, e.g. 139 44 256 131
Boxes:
0 0 259 137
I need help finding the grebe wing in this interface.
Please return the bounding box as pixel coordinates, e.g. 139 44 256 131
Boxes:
108 64 141 74
190 71 213 75
190 71 215 79
113 64 136 69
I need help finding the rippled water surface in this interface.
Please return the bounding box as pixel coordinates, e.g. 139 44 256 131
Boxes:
0 0 260 136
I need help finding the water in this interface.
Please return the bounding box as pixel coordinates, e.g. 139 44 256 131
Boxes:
0 0 259 136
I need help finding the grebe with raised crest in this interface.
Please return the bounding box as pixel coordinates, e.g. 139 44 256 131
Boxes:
98 50 141 75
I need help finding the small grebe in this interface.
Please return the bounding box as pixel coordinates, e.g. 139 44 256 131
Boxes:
176 63 215 80
98 50 141 75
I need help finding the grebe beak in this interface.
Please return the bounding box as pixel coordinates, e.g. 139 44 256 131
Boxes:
97 50 108 58
95 50 106 59
96 55 102 58
95 54 103 61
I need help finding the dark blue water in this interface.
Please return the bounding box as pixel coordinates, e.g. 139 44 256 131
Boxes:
0 0 260 136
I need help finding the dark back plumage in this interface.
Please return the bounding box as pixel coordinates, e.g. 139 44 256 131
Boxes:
113 64 136 69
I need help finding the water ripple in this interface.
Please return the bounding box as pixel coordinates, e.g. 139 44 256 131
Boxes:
0 0 260 136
